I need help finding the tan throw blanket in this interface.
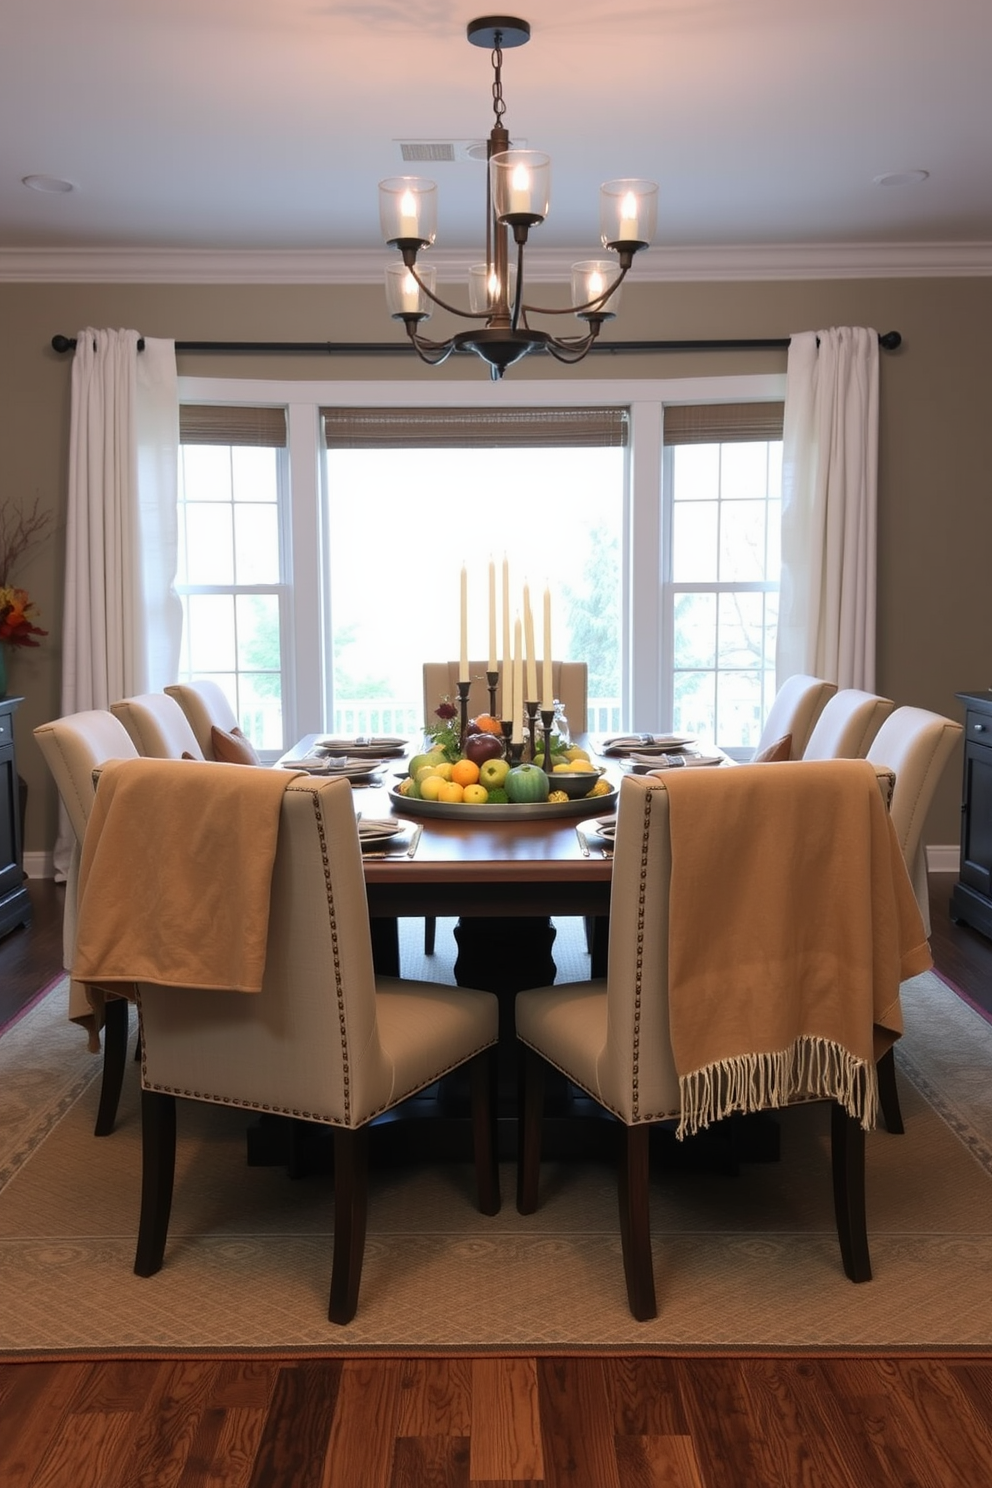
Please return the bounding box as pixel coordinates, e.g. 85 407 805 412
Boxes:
663 758 933 1138
72 758 303 1041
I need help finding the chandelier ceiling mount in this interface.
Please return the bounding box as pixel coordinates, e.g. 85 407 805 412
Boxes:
379 16 657 379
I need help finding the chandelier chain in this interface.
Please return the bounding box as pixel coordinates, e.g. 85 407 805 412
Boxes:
491 36 506 128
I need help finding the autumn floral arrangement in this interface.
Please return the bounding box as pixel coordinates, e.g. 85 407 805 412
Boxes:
0 498 52 665
422 698 462 762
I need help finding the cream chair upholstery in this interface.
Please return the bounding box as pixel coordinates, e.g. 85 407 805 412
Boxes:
515 762 923 1320
164 681 239 759
128 772 500 1324
33 709 140 1135
422 659 588 734
864 706 962 1135
866 707 963 935
110 692 205 759
753 674 837 760
802 689 894 760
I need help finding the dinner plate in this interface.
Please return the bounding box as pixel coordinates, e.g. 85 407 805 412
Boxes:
315 736 408 757
358 817 404 843
292 756 388 781
624 750 724 771
597 733 697 755
589 818 616 840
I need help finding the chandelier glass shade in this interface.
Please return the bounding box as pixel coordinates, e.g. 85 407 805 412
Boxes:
378 16 657 379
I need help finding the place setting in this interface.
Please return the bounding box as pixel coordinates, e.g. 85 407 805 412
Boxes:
357 816 422 858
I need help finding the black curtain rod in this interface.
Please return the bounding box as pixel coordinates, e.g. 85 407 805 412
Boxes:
51 331 903 357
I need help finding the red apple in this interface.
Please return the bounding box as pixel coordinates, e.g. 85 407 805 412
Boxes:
464 731 505 766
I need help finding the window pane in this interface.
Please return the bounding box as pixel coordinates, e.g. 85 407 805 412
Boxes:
672 444 719 500
234 504 280 584
715 670 766 746
717 591 769 668
236 593 281 675
185 505 234 585
187 594 237 672
232 446 278 502
672 501 718 582
673 593 716 668
181 446 232 502
719 500 770 582
720 442 769 500
673 672 715 739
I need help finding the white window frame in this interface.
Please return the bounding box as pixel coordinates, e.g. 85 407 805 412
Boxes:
179 374 786 746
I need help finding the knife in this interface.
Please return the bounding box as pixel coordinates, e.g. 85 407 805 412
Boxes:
575 825 591 857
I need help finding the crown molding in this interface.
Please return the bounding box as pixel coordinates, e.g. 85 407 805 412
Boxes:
3 241 992 284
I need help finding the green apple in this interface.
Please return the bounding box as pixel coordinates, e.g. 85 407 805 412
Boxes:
479 757 510 790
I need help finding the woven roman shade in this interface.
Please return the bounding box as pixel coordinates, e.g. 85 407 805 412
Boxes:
322 406 629 449
663 402 784 445
180 405 287 447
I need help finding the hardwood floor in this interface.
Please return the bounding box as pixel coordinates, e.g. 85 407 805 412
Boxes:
2 871 991 1487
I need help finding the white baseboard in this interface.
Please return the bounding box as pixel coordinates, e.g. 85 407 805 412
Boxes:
24 851 55 880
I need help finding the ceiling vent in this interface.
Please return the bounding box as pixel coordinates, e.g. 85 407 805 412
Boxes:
397 139 524 164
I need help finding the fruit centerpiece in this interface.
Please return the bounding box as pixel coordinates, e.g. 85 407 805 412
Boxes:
392 701 615 818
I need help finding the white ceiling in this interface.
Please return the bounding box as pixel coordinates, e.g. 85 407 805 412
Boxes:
4 0 992 279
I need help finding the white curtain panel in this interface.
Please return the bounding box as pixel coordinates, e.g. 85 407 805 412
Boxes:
55 328 180 876
777 327 879 690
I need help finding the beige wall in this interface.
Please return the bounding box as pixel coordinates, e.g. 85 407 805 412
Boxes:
3 274 990 859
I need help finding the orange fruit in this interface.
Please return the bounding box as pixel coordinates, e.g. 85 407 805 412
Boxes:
451 758 480 787
438 780 465 804
462 783 489 805
473 713 503 736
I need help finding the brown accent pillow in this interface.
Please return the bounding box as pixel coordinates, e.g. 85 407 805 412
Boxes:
753 733 792 763
181 751 196 760
210 725 262 766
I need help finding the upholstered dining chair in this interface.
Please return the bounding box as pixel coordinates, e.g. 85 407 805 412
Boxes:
33 709 141 1135
164 680 245 760
110 691 205 760
751 674 837 760
515 762 929 1321
865 706 963 1134
92 769 501 1325
422 659 588 735
801 688 895 761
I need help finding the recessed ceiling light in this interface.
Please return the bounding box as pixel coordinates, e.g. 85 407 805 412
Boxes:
21 174 75 193
873 170 929 187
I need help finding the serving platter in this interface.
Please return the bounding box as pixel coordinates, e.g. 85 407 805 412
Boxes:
387 785 618 822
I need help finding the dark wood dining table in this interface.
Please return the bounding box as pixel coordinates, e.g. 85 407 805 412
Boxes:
276 733 620 987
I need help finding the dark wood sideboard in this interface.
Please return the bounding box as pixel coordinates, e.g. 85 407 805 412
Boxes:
950 689 992 940
0 694 32 939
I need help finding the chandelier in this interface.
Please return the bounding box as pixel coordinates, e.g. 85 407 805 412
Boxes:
378 16 657 380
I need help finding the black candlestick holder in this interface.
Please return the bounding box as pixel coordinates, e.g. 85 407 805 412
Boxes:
540 708 555 774
501 719 513 758
508 739 525 767
457 678 471 748
486 669 499 718
524 700 539 761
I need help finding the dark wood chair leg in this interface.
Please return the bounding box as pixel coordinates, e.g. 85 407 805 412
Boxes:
134 1089 176 1277
329 1126 369 1325
876 1046 904 1134
830 1103 872 1283
470 1048 501 1216
516 1045 545 1215
617 1123 657 1321
424 916 437 955
95 995 131 1136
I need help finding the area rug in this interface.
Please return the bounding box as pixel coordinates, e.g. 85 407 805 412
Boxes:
2 926 992 1356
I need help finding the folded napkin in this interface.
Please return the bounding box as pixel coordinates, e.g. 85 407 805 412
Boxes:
640 751 723 770
358 817 401 839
